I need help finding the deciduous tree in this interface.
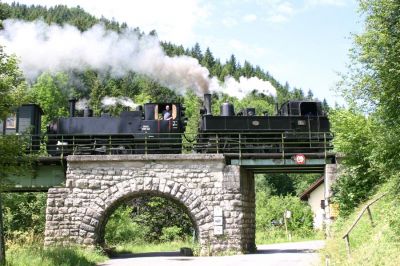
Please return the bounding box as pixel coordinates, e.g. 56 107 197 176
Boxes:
0 46 30 266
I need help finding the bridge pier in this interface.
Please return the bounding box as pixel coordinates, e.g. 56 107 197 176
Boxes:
324 163 339 232
44 154 255 255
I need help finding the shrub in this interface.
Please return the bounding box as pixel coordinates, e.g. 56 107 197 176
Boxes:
105 205 150 245
256 192 314 235
3 192 47 238
160 226 183 242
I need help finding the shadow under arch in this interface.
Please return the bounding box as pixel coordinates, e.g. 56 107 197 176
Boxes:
85 179 208 247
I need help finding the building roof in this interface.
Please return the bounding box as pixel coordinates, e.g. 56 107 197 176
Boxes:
299 176 324 201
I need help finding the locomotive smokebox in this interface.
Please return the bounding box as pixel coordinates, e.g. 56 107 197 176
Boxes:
204 94 212 115
69 98 76 117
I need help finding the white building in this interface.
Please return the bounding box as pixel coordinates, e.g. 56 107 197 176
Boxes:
299 176 325 230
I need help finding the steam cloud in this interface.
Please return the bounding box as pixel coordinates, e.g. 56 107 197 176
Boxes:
101 96 137 109
210 76 276 99
75 98 89 110
0 19 276 99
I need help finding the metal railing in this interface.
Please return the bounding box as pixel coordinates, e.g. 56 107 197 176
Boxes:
6 131 334 158
342 193 387 256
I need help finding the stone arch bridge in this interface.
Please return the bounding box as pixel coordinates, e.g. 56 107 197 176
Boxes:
44 154 256 255
44 154 337 254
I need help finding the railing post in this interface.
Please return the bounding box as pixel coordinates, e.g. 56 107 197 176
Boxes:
61 135 64 156
324 133 327 160
216 134 219 154
72 135 75 155
145 134 148 155
109 135 112 155
281 133 285 160
344 235 351 257
239 133 242 159
30 135 33 154
367 206 374 227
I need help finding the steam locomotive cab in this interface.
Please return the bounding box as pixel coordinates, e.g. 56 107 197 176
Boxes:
141 103 185 134
137 103 186 153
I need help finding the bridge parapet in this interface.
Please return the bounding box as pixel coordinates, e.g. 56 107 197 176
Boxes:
44 154 255 255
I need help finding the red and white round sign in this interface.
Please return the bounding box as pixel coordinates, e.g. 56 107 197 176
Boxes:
295 154 306 165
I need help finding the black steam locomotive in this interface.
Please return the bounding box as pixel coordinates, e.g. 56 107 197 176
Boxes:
44 99 186 155
1 94 330 156
197 94 330 154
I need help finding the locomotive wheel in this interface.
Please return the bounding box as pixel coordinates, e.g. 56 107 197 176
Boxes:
110 145 134 155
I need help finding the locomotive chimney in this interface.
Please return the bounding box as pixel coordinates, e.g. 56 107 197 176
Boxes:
204 93 212 115
69 98 76 117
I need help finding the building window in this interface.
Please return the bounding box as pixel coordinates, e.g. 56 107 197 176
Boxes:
6 114 16 129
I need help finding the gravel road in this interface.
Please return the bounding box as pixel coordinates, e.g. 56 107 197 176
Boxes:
99 240 325 266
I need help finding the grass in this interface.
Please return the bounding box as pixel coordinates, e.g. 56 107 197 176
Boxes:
4 232 107 266
256 229 324 245
6 245 107 266
5 236 198 265
106 239 200 256
322 183 400 266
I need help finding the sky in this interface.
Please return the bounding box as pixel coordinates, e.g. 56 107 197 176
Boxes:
2 0 362 105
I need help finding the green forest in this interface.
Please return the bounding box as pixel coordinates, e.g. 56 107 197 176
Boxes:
1 0 400 265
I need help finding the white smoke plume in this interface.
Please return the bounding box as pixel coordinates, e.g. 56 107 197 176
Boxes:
0 19 210 95
210 76 276 99
101 96 137 109
75 98 89 110
0 19 277 99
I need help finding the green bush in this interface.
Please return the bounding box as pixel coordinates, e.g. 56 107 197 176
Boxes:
105 205 150 245
160 226 183 242
256 192 314 235
2 192 47 238
127 196 194 242
329 109 383 216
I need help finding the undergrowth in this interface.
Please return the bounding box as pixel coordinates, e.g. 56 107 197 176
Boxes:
5 233 107 266
108 239 200 256
322 182 400 266
256 229 324 245
6 246 107 266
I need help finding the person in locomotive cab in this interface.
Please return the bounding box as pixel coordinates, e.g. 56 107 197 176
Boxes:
163 105 173 120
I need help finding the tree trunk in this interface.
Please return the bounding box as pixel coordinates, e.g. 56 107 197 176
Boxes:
0 193 5 265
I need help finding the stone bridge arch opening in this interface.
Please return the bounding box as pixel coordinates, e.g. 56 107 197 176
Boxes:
96 189 201 248
77 178 210 249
